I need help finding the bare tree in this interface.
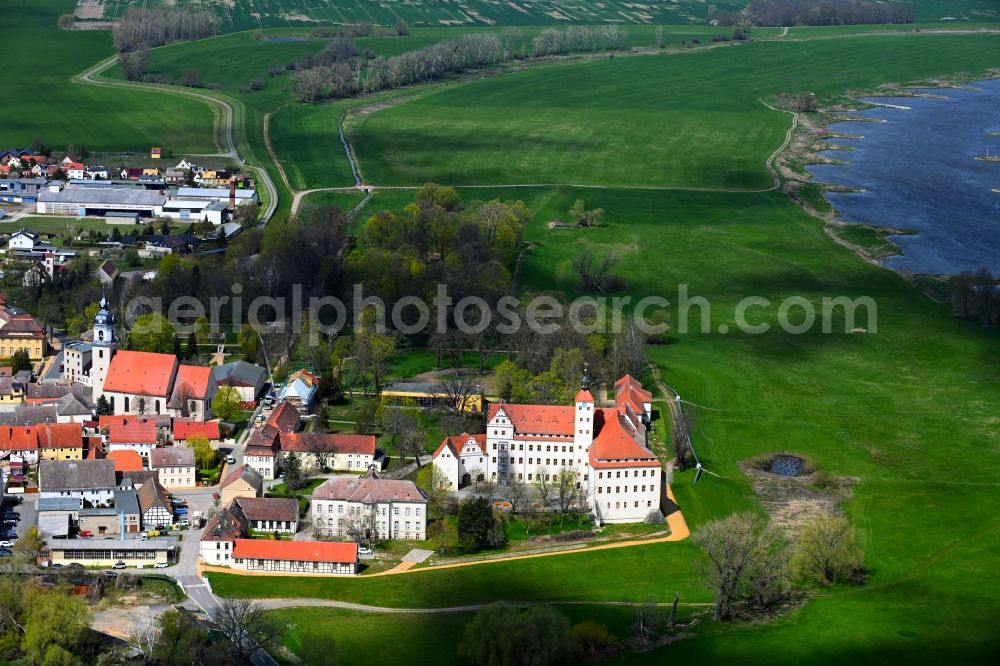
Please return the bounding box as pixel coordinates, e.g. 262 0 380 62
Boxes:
554 468 581 524
441 374 482 413
127 608 161 665
534 466 553 509
502 477 532 515
338 505 380 549
671 404 693 472
791 515 863 585
399 424 428 468
572 250 620 294
214 599 282 666
693 512 787 621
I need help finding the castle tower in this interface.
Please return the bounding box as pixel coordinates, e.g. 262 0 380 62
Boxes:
90 291 117 399
574 366 595 453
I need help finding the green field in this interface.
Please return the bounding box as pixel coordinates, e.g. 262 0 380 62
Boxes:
353 34 1000 187
0 0 215 155
81 0 1000 32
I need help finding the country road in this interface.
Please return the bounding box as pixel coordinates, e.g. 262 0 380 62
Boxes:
73 56 279 225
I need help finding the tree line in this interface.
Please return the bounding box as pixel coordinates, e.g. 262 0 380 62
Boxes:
114 6 218 80
952 268 999 326
290 25 629 103
711 0 915 26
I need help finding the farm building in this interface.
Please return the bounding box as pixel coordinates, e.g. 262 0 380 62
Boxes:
36 184 166 217
47 537 176 567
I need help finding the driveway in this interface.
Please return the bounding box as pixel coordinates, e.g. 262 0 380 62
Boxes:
14 493 37 539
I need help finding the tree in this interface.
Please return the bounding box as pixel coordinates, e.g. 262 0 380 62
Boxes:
502 477 532 515
428 518 459 555
153 609 214 666
554 468 582 524
190 435 217 470
571 620 616 660
352 305 397 396
237 324 259 363
212 386 242 422
127 608 161 665
571 249 620 293
282 452 304 492
426 467 454 514
338 504 379 549
13 526 44 566
399 424 428 468
297 628 338 666
213 599 282 666
792 515 864 585
457 496 506 551
58 14 74 29
654 25 665 48
568 199 605 228
10 349 32 374
460 603 571 666
182 68 202 87
130 313 175 353
534 466 554 509
186 332 198 359
22 585 90 666
693 512 788 621
671 403 692 472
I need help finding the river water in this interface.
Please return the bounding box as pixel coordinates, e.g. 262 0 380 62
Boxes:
806 78 1000 275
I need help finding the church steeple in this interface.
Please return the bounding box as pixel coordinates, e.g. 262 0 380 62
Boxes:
581 363 590 391
91 291 118 402
93 289 116 346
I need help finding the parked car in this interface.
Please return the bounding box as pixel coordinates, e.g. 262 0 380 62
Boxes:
146 530 160 538
3 512 19 520
0 531 16 539
358 546 374 556
112 561 127 570
174 519 190 528
78 530 93 538
153 561 169 568
173 499 188 507
226 455 237 464
104 570 118 578
0 540 12 548
174 507 188 515
212 492 221 500
0 549 12 557
136 534 148 541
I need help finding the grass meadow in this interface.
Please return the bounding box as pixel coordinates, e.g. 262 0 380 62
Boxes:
0 0 214 155
353 34 1000 187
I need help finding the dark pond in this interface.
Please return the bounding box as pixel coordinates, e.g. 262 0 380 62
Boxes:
768 455 807 477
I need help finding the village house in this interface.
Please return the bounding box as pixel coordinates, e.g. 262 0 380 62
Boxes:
232 496 299 534
106 417 160 462
280 432 376 473
171 418 221 444
242 401 301 480
137 478 173 529
278 369 318 411
0 295 47 361
38 459 116 505
106 449 144 473
211 360 266 401
77 488 142 537
150 446 196 489
62 341 93 386
199 502 245 566
433 373 662 525
47 537 176 568
311 469 428 541
219 463 264 504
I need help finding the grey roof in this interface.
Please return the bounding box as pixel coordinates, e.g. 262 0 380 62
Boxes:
150 447 194 468
0 405 58 426
39 459 116 492
46 537 177 551
58 393 93 416
38 187 165 207
38 497 83 512
176 187 255 199
212 361 265 389
0 178 47 185
113 489 141 516
64 340 93 353
38 513 70 537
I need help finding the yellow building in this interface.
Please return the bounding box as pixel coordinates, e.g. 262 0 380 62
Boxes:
0 299 47 361
36 423 85 461
381 381 484 413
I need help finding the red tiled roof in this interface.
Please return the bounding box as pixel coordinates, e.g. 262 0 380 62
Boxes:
172 419 220 441
575 389 595 403
103 351 178 396
108 419 158 444
0 425 40 451
433 432 486 458
107 449 144 472
170 365 212 402
615 374 652 414
36 423 83 449
280 432 375 456
487 403 575 436
86 436 104 459
589 408 659 469
266 401 300 432
232 538 357 564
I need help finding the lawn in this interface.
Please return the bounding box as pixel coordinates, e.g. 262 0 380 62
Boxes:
354 34 1000 188
0 0 214 155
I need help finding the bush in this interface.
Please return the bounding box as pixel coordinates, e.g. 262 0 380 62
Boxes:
792 516 865 585
571 620 616 660
57 14 74 29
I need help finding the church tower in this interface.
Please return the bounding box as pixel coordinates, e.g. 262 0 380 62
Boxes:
90 291 117 399
574 366 595 454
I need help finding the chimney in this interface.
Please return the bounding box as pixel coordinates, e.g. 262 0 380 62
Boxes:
229 180 236 210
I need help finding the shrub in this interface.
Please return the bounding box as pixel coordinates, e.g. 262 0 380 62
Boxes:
792 516 865 585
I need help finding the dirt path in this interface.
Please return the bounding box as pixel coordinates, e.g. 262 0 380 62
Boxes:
257 597 714 614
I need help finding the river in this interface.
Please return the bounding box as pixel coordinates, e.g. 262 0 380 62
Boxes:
806 78 1000 275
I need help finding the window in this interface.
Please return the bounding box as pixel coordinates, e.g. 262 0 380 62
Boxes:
393 507 400 515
